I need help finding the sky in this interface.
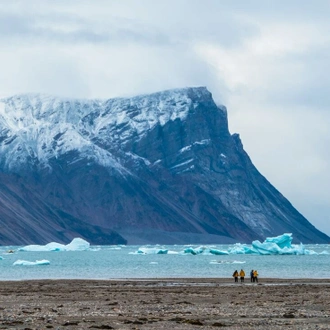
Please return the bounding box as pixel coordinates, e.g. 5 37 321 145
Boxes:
1 0 329 236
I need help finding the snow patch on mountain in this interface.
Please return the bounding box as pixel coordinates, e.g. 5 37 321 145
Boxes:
179 139 211 153
0 87 215 173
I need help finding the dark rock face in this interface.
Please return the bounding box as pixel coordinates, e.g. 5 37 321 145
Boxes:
0 87 328 245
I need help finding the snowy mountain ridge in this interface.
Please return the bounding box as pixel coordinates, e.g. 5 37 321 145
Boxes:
0 87 214 172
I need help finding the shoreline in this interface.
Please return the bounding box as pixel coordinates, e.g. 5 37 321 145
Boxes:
2 277 330 283
1 279 329 329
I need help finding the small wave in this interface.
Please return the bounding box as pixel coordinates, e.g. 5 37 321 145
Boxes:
210 260 246 264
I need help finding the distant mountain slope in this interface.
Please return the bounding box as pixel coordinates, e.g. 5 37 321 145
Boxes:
0 87 328 244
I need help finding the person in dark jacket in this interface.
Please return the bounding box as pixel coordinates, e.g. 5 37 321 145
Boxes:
250 269 254 282
232 270 239 283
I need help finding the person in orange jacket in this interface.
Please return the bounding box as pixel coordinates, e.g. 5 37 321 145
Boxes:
253 269 259 282
239 269 245 283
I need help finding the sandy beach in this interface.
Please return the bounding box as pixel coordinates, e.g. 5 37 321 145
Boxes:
0 278 330 329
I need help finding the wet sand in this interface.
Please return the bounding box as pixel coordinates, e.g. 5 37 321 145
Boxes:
0 278 330 329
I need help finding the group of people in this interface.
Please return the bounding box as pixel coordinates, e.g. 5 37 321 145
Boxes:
232 269 258 283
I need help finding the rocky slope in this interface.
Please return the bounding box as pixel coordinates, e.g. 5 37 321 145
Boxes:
0 87 328 244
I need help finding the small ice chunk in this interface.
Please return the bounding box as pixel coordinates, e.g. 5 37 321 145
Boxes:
137 247 168 254
13 259 50 266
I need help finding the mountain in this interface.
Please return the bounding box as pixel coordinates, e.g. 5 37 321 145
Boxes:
0 87 328 245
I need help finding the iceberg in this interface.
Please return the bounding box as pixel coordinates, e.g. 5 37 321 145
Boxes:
264 233 293 248
183 246 208 255
13 259 50 266
183 234 319 256
18 237 90 252
136 247 168 254
209 248 229 255
227 244 259 255
251 233 310 255
65 238 90 251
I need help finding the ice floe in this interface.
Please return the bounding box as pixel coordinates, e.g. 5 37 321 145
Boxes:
18 238 90 252
210 260 246 264
13 259 50 266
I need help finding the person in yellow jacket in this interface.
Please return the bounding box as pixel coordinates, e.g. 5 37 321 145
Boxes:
239 269 245 283
253 269 259 282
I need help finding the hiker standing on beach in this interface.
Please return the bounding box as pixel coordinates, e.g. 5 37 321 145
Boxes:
253 269 259 282
232 270 239 283
250 269 254 282
239 269 245 283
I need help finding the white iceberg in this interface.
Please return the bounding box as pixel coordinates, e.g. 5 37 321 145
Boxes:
18 237 90 252
65 238 90 251
13 259 50 266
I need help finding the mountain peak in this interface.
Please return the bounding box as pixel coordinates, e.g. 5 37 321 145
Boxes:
133 86 211 99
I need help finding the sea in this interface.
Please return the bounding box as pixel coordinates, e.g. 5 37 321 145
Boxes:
0 243 330 281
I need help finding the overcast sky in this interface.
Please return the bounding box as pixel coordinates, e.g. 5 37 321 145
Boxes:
1 0 329 236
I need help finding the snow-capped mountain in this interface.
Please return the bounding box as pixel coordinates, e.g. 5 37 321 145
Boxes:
0 87 328 244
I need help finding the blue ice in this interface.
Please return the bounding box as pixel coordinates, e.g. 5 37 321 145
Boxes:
133 234 319 256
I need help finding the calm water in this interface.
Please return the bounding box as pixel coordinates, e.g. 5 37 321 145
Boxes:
0 244 329 280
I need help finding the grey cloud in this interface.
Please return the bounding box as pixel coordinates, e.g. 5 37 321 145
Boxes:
261 48 330 109
0 12 172 46
0 1 261 48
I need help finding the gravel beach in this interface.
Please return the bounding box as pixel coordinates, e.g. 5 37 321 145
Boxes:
0 278 330 329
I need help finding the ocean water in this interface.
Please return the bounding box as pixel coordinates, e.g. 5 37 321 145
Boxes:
1 244 330 280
